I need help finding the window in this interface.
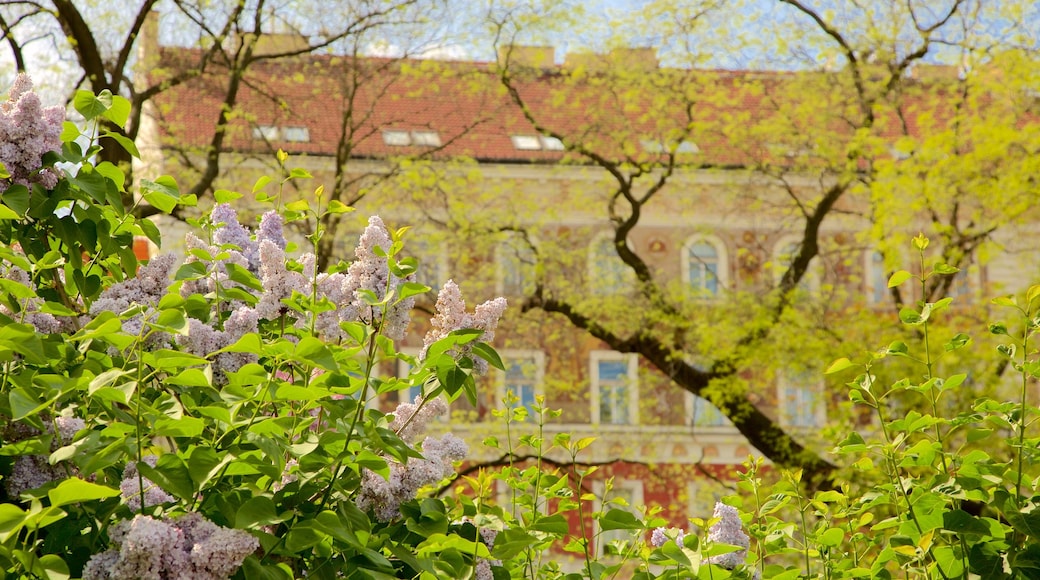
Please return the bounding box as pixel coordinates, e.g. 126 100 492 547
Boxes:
591 351 638 425
773 237 817 292
688 393 731 427
406 238 447 295
640 139 698 154
511 135 542 150
498 350 544 415
496 233 537 296
283 126 310 142
252 125 279 141
594 480 644 556
411 130 441 147
867 251 888 305
682 236 728 297
778 370 824 428
589 233 634 295
510 134 565 151
382 130 411 146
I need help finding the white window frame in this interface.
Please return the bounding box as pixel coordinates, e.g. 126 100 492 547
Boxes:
588 232 635 295
495 233 538 296
382 130 411 146
593 479 644 557
685 391 732 428
252 124 280 141
282 126 310 142
590 350 638 426
681 234 728 298
777 370 826 428
773 235 819 292
866 250 889 305
496 350 545 413
510 135 542 150
410 130 441 147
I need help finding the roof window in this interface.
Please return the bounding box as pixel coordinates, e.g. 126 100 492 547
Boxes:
511 134 566 151
283 126 310 142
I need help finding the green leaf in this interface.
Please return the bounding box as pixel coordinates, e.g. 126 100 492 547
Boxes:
214 189 243 204
101 94 131 127
472 342 505 371
285 199 310 212
252 176 271 193
47 478 119 507
236 496 285 529
491 528 538 560
140 176 181 214
294 336 339 371
73 90 110 121
530 514 570 535
0 503 26 541
825 357 854 374
599 508 642 531
2 184 30 216
326 199 354 214
888 270 912 288
101 131 140 158
153 416 205 438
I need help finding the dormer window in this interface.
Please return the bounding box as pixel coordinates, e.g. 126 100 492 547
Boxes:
252 125 280 141
283 126 310 142
511 134 565 151
382 130 411 146
410 130 441 147
382 129 441 147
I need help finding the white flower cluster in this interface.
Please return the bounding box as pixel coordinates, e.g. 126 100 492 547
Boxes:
82 512 258 580
356 429 468 522
650 526 685 548
0 74 64 193
420 280 507 375
388 395 449 443
0 264 61 334
120 456 175 511
705 501 751 570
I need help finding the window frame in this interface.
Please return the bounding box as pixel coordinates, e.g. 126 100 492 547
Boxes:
680 234 728 298
495 233 538 296
588 232 635 295
592 479 644 557
496 349 545 414
590 350 639 426
777 370 826 428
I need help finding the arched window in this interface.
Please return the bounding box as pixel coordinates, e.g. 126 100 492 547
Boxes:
588 232 634 295
681 235 728 297
773 236 818 292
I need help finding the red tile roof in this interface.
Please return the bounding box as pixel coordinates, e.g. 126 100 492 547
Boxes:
151 46 1022 169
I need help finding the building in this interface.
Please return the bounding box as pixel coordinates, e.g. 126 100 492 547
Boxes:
137 16 1040 547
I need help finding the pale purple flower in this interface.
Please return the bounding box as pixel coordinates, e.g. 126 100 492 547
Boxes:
5 455 61 498
420 280 507 374
257 210 285 250
90 254 177 316
254 239 306 320
705 502 750 570
0 74 64 193
82 513 257 580
120 456 175 510
338 216 416 341
212 203 260 271
356 430 467 522
53 416 85 443
389 395 449 443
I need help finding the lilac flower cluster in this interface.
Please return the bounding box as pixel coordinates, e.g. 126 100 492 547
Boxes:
705 501 750 570
388 394 449 443
475 526 502 580
90 254 178 345
0 264 61 334
0 74 64 193
82 512 258 580
420 280 507 375
356 428 468 522
120 456 175 511
2 413 82 499
650 526 685 548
